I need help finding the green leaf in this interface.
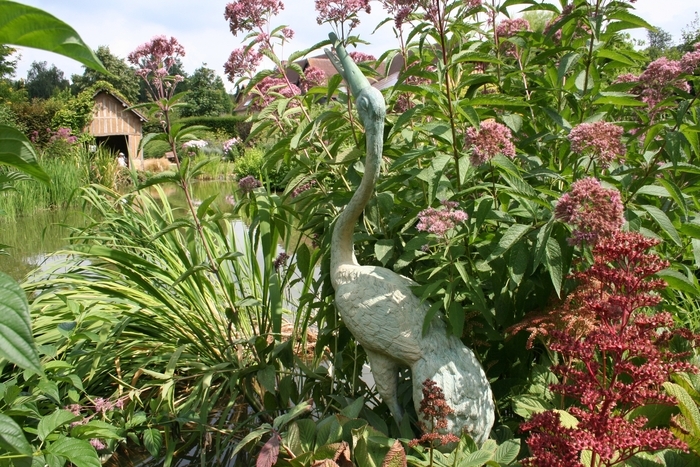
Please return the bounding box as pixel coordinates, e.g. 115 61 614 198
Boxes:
0 271 42 373
545 238 563 297
0 413 32 456
143 428 163 457
47 437 100 467
640 204 682 246
374 239 394 267
341 397 365 419
657 269 699 296
38 410 80 441
488 224 530 260
592 94 644 107
257 365 277 393
0 125 49 184
273 400 312 431
492 438 520 465
0 2 107 73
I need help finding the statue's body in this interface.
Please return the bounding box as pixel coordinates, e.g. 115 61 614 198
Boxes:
326 34 495 445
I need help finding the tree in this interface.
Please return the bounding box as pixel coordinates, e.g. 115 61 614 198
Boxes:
0 45 18 79
25 61 69 99
181 65 232 117
647 27 677 60
71 46 140 103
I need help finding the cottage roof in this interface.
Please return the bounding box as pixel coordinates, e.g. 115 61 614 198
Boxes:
92 88 147 122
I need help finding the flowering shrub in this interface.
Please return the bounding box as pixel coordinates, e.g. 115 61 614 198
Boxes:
127 35 185 106
416 200 468 238
464 120 516 165
554 178 624 246
238 174 262 194
520 231 697 466
567 122 626 169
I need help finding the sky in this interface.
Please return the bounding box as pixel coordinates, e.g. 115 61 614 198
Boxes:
10 0 700 93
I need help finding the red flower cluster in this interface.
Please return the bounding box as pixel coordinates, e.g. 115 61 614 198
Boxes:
408 379 460 448
464 120 516 165
224 0 284 36
568 121 626 169
521 231 696 467
314 0 371 31
554 178 624 246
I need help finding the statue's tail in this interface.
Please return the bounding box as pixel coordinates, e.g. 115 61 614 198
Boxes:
411 338 494 445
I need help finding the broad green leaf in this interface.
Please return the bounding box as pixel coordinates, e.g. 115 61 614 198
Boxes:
143 428 163 457
458 449 494 467
0 271 42 373
596 49 636 66
657 269 699 296
545 238 563 297
38 410 80 441
47 437 100 467
640 205 682 246
273 400 312 431
257 365 277 394
0 413 32 456
0 125 49 184
488 224 530 260
0 1 107 73
374 239 394 266
592 95 645 107
340 397 365 419
231 426 271 458
492 438 520 464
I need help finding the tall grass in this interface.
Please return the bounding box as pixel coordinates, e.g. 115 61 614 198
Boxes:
0 145 121 218
24 183 325 460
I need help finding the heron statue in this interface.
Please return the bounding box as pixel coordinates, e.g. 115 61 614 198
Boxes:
325 33 495 444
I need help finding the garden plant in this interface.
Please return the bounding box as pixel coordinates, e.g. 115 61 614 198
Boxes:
1 0 700 466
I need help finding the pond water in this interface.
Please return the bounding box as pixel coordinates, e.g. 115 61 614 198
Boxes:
0 181 238 281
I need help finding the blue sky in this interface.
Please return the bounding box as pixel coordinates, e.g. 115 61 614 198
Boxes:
11 0 699 93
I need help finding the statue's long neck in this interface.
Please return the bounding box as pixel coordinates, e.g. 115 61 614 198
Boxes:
331 123 383 277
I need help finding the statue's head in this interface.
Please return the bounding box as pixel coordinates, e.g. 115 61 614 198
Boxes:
325 33 385 132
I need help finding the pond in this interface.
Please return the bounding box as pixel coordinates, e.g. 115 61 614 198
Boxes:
0 181 238 282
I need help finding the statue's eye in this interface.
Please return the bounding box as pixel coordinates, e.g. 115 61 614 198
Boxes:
356 96 368 112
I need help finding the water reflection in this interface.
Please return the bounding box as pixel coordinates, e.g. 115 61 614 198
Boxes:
0 182 238 281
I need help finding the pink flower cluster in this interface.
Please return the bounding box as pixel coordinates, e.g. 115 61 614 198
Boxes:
49 127 78 145
223 137 241 154
379 0 419 30
224 0 284 36
463 0 482 9
224 48 263 82
274 252 290 272
496 17 531 39
521 231 695 466
299 66 327 92
464 120 516 165
251 76 301 110
416 200 468 238
554 177 624 246
348 51 376 63
315 0 371 31
291 179 317 198
238 175 262 194
681 42 700 74
568 121 626 168
618 46 700 111
128 36 185 102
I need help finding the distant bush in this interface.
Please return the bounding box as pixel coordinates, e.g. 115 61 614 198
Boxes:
179 115 252 141
233 147 287 190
